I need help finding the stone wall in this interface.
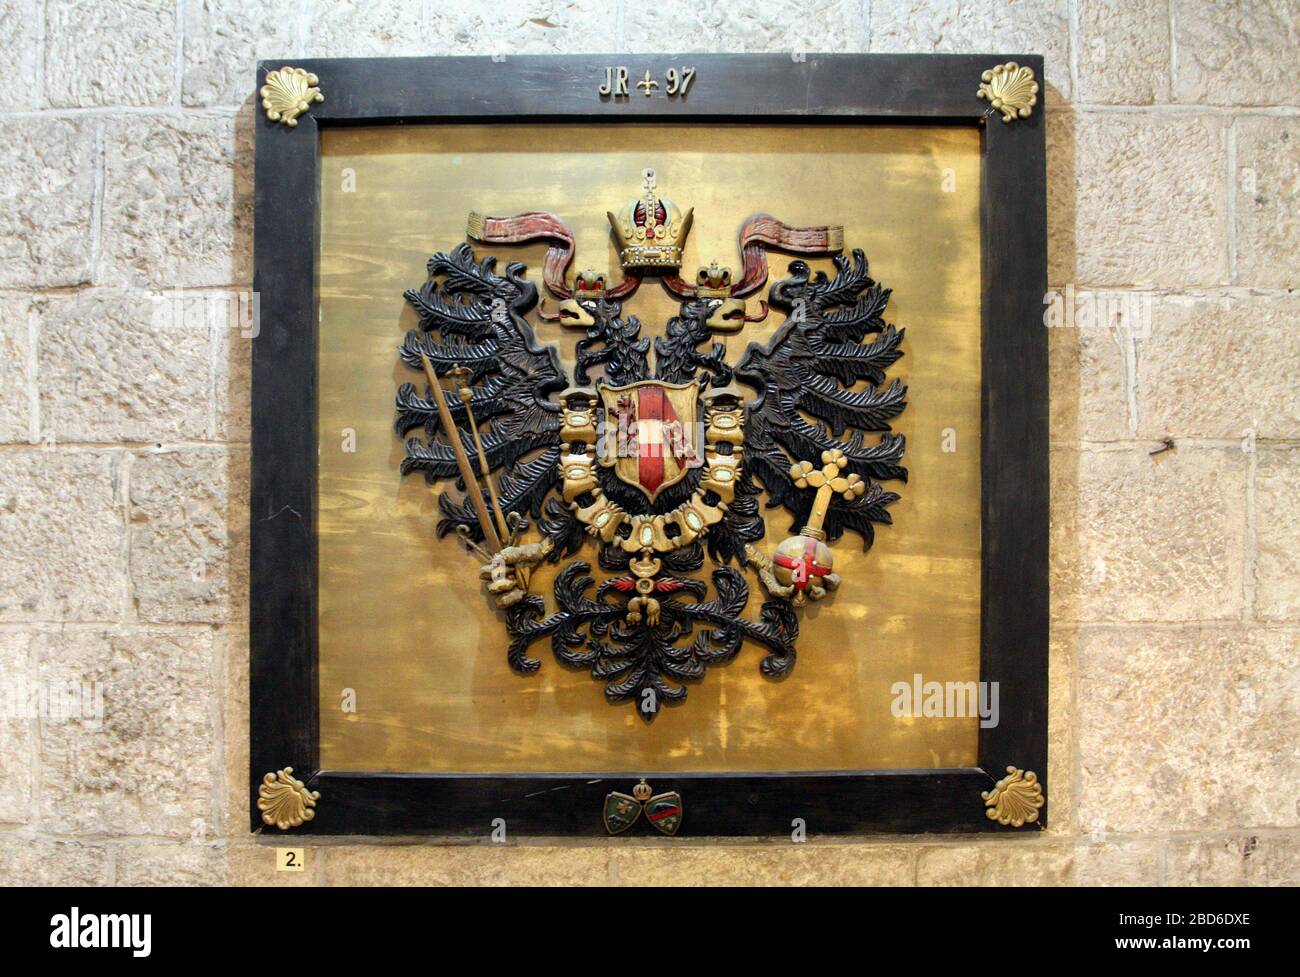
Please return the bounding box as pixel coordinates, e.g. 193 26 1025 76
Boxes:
1 0 1295 886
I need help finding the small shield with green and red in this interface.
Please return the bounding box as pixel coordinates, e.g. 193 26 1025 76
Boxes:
603 792 642 834
644 791 683 835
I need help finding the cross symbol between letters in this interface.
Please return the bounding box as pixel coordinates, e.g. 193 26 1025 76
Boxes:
789 448 865 537
636 71 659 96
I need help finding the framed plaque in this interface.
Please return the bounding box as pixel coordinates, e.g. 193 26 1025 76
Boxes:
251 54 1048 836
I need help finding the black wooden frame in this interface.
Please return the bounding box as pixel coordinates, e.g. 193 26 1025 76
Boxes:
251 53 1048 836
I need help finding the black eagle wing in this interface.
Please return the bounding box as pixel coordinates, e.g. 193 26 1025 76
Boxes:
735 250 908 549
395 244 568 544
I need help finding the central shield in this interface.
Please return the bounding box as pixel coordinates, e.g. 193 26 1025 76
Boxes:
600 380 700 502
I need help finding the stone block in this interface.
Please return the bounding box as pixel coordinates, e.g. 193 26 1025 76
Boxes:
1051 447 1247 622
37 628 216 837
1077 626 1298 833
0 451 127 622
0 119 97 288
45 0 175 107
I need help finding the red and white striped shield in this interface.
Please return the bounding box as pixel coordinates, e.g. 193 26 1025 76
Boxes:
600 380 700 502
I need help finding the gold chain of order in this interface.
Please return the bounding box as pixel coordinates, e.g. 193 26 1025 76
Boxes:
558 394 744 555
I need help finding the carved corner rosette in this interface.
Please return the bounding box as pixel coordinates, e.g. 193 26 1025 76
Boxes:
260 66 324 127
976 62 1038 124
258 766 320 830
981 766 1044 827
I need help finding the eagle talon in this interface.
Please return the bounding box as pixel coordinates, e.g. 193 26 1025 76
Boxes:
625 594 660 627
745 534 839 605
478 537 554 608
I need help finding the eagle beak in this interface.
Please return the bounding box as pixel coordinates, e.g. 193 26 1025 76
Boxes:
554 298 595 327
712 297 766 329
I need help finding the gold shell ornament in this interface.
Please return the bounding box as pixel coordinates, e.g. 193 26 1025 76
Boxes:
258 767 320 829
981 766 1044 827
977 62 1038 123
260 67 324 127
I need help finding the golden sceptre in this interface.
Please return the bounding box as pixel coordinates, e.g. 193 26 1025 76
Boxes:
418 352 503 553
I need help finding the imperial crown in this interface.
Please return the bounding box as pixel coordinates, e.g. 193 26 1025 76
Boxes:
607 168 693 270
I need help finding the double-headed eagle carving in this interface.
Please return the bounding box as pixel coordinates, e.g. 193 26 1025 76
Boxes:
395 169 908 719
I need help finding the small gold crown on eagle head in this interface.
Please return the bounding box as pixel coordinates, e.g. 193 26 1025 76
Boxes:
607 168 693 271
572 269 607 298
695 261 733 297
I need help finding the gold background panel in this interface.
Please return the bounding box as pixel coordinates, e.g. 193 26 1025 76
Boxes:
317 123 982 772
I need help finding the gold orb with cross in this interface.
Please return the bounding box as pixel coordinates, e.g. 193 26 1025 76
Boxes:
771 449 866 592
771 533 835 590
